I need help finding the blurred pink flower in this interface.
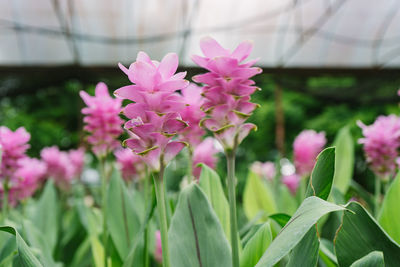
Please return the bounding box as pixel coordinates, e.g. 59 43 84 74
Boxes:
0 126 30 180
293 130 326 176
80 82 123 157
41 146 75 190
180 83 206 147
69 148 85 178
13 158 46 202
114 148 144 181
251 161 276 181
154 230 162 264
192 138 219 179
358 115 400 178
282 174 300 195
115 52 189 171
192 37 262 151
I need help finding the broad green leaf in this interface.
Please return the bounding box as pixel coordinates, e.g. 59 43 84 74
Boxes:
198 164 231 242
319 238 338 266
123 189 157 267
277 185 297 215
333 126 354 194
31 180 59 254
76 201 104 267
169 183 232 267
350 251 384 267
243 171 276 221
23 220 61 267
335 202 400 267
378 172 400 244
106 172 141 260
0 226 43 267
240 222 272 267
268 213 290 228
306 147 335 200
255 197 346 267
287 226 319 267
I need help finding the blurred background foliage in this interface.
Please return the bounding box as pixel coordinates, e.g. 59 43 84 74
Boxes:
1 68 399 192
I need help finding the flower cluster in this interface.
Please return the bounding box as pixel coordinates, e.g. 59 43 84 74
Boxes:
41 146 85 190
80 82 123 157
358 115 400 178
114 148 145 181
0 126 46 205
251 161 276 181
115 52 189 171
293 130 326 176
192 37 262 151
0 126 31 180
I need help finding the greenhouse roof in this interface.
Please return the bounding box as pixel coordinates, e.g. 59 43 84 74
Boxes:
1 0 400 68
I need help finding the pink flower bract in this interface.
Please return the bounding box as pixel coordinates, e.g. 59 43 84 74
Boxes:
114 148 144 181
293 130 326 176
282 174 300 195
192 137 219 179
251 161 276 181
192 37 262 151
0 126 30 180
80 82 123 157
358 115 400 178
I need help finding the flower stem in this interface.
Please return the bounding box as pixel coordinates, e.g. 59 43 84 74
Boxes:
374 176 381 218
99 157 108 267
144 167 150 267
226 151 239 267
2 180 9 221
153 162 170 267
187 147 194 184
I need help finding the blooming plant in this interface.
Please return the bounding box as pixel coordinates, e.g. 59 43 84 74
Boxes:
2 37 400 267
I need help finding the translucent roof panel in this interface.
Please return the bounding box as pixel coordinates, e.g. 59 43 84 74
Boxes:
1 0 400 67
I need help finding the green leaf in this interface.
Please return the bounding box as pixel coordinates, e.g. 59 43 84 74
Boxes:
306 147 335 200
255 197 346 267
198 164 231 242
333 126 354 194
335 202 400 267
268 213 290 228
287 227 319 267
243 171 276 221
76 201 104 267
31 180 59 254
106 172 142 260
378 172 400 244
168 183 232 267
350 251 384 267
240 222 272 267
0 226 43 267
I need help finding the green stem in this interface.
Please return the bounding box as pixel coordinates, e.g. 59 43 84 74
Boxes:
153 161 170 267
374 176 381 218
99 157 108 267
144 167 150 267
226 151 239 267
187 147 194 184
2 179 9 221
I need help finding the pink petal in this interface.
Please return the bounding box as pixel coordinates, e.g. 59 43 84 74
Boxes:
200 37 230 58
163 141 187 165
159 53 179 79
237 123 257 144
231 41 253 62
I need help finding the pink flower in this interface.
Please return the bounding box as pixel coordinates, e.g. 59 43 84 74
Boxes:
192 138 219 179
69 148 85 178
293 130 326 176
358 115 400 178
115 52 189 171
12 158 46 201
114 148 144 181
80 82 123 157
41 146 75 191
154 230 162 264
282 174 300 195
251 161 276 181
192 37 262 151
180 83 206 147
0 126 30 180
